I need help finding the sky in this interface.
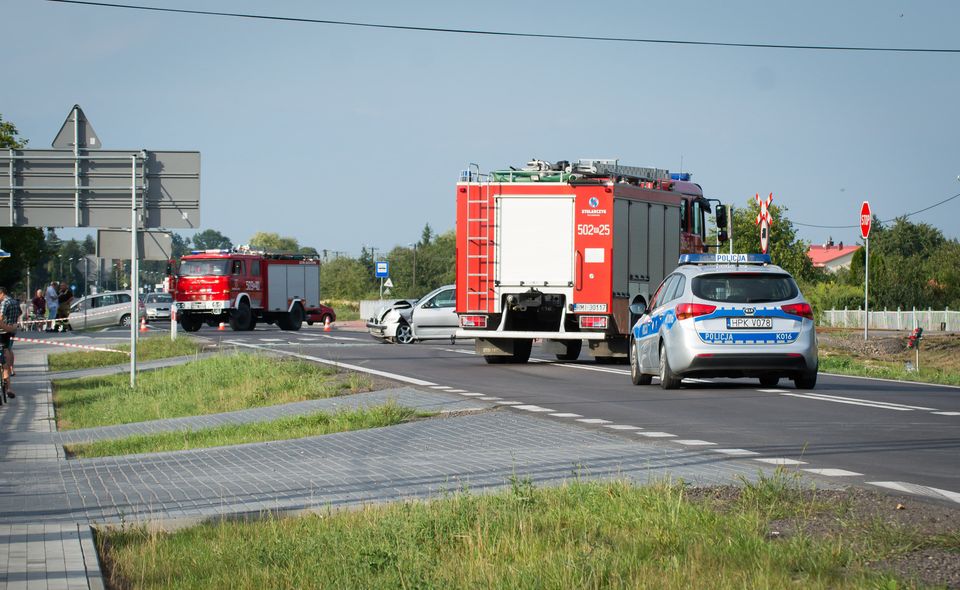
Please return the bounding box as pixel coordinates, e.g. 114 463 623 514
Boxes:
4 0 959 255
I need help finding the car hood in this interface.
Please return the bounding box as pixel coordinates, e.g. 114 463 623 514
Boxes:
374 299 416 324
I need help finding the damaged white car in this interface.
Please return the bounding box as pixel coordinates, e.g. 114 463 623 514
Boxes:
366 285 458 344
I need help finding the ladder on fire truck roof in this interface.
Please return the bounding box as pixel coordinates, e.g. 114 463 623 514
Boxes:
462 171 495 313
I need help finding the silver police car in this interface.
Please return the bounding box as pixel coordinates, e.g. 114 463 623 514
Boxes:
629 254 818 390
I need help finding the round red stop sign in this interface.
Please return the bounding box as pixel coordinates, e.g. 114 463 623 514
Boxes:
860 201 871 239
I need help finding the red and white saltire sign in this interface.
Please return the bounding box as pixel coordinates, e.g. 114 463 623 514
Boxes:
860 201 872 239
755 193 773 254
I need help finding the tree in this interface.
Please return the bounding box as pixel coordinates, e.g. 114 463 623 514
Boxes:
321 256 375 300
249 232 299 253
419 223 435 247
0 114 27 149
730 199 819 283
192 229 233 250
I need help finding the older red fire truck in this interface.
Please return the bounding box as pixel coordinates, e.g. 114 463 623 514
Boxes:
171 248 323 332
455 159 721 363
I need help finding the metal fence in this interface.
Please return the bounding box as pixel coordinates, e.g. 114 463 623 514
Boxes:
819 308 959 332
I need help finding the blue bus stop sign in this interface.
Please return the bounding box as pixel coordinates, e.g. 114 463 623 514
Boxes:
375 261 388 278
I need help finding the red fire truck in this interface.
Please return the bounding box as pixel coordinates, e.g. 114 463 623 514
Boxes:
455 159 721 363
171 249 324 332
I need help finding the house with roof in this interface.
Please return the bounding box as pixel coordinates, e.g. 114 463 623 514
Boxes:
807 237 861 272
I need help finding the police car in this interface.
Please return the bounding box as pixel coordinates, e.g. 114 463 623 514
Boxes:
629 254 818 390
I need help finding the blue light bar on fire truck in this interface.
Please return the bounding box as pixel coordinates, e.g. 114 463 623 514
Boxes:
670 173 692 181
189 249 232 255
678 253 771 266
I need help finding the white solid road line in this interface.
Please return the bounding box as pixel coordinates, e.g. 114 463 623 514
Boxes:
229 342 438 387
820 371 960 389
803 468 862 477
794 392 938 411
783 393 912 411
932 411 960 416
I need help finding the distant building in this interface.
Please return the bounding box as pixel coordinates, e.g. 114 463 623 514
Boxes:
807 237 861 272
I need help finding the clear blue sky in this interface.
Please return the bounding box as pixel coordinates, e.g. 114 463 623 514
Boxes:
5 0 959 254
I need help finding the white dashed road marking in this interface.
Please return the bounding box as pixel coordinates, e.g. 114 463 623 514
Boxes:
446 389 468 393
576 418 612 424
496 401 523 405
933 411 960 416
754 458 807 465
459 393 485 397
868 482 960 505
603 425 642 431
430 386 452 390
478 396 501 401
549 413 583 418
514 405 555 412
674 440 717 446
710 448 760 456
803 468 862 477
758 388 788 393
637 432 676 438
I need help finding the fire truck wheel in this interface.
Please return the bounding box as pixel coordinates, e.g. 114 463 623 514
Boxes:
555 339 582 361
511 339 532 363
278 303 304 331
658 343 681 390
483 355 508 364
229 301 253 331
630 339 652 385
180 315 202 332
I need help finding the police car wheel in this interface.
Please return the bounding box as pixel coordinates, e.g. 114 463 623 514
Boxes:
658 343 681 390
794 369 817 390
759 376 780 387
630 339 652 386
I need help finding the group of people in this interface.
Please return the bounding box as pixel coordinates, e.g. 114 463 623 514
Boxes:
29 281 74 332
0 282 75 400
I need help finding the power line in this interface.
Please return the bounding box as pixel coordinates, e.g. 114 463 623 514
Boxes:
793 191 960 229
47 0 960 54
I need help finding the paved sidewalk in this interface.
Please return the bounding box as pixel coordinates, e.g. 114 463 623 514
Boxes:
1 337 773 588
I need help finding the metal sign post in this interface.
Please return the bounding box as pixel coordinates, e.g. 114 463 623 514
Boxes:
860 201 872 341
130 155 138 387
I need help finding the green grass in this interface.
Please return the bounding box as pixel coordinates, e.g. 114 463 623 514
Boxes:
323 299 360 322
66 404 427 457
47 336 205 372
819 353 960 386
53 353 372 430
97 473 926 590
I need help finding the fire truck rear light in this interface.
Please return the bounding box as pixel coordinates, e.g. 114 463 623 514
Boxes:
781 302 814 320
675 303 716 321
579 315 608 329
460 315 487 328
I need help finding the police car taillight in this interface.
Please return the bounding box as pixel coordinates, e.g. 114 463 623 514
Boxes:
781 302 814 320
460 315 487 328
579 315 608 329
675 303 716 321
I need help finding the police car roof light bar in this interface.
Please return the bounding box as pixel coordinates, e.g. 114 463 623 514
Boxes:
678 253 771 266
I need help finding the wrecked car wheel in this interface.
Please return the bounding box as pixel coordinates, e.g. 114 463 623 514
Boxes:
395 323 414 344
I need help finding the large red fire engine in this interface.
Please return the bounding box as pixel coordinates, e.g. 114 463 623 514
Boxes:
455 159 722 363
171 248 324 332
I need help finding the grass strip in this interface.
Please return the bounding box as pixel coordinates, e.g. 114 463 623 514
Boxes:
47 336 205 372
54 353 372 430
66 404 427 457
98 474 924 590
819 353 960 386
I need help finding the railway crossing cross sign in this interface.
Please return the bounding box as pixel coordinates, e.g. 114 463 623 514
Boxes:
755 193 773 254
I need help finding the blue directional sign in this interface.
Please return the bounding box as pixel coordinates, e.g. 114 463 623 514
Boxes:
375 261 389 278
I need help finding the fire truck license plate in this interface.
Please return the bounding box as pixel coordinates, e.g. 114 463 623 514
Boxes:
573 303 607 312
727 317 772 329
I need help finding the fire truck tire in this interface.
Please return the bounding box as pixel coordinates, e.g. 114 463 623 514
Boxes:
229 301 253 331
630 338 652 385
180 315 202 332
511 339 532 363
483 355 508 364
555 339 582 361
658 343 681 390
278 304 304 331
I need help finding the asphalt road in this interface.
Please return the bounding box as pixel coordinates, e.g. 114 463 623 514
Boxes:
166 322 960 502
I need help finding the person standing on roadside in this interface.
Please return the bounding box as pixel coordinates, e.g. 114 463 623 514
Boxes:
45 281 59 332
31 289 45 331
56 283 73 332
0 286 21 398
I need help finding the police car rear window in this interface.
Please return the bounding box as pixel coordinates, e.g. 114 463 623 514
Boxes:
691 273 799 304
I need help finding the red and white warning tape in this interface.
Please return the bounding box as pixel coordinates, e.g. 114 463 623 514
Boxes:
11 336 130 355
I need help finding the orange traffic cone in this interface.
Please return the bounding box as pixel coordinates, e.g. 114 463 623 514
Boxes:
218 322 227 331
324 316 332 332
139 317 148 332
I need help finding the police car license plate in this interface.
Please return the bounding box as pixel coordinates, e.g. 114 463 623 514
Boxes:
727 317 772 329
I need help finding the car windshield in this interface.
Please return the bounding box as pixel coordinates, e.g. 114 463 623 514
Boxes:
147 293 173 303
692 273 799 303
179 260 230 276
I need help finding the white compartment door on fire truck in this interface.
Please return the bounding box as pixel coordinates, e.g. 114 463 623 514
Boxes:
496 196 575 287
266 263 320 311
